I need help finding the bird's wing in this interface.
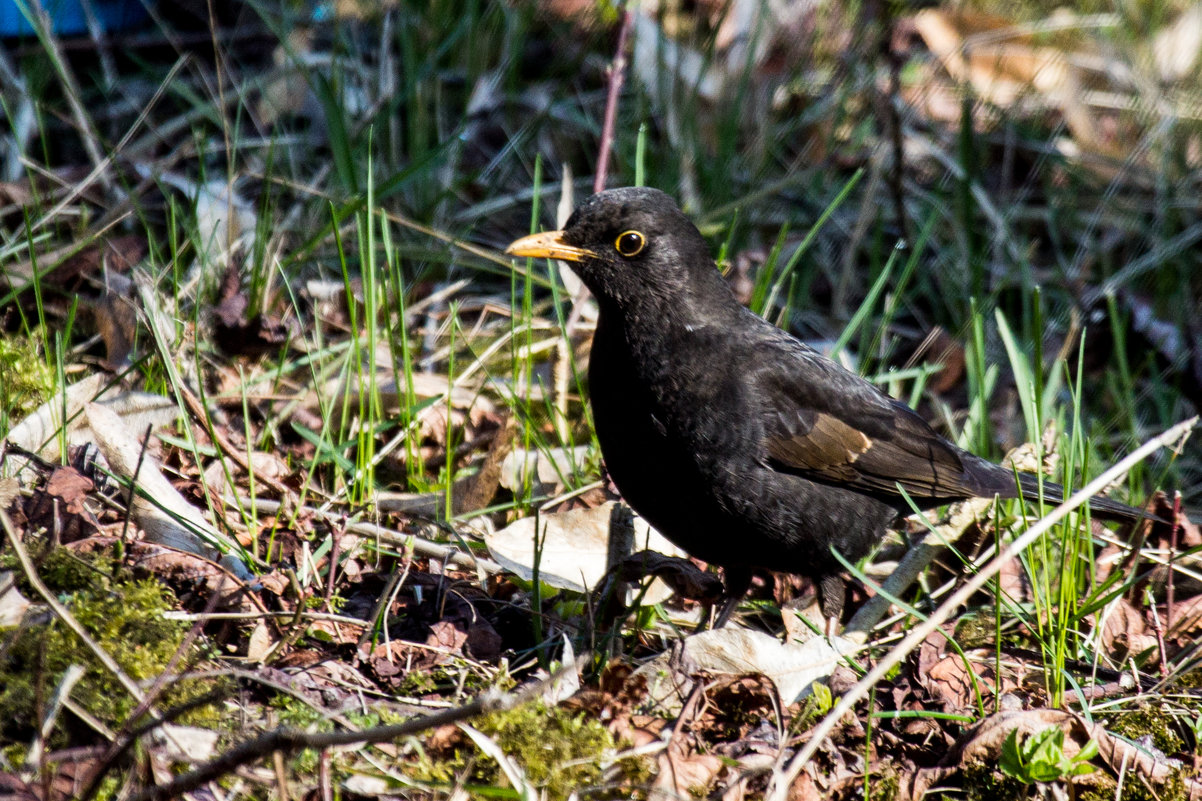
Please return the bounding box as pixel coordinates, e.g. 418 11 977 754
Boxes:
755 339 979 501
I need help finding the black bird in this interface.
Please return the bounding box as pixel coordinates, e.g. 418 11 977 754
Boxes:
505 187 1150 626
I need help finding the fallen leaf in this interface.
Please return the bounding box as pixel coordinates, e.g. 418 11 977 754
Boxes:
638 627 851 706
484 501 687 600
0 571 31 627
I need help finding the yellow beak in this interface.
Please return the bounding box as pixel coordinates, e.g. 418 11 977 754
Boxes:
504 230 596 263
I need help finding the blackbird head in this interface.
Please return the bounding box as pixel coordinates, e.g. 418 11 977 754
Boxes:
505 187 729 313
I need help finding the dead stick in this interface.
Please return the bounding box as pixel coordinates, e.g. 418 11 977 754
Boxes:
594 6 633 194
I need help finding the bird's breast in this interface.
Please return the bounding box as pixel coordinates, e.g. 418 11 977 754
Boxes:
587 320 756 533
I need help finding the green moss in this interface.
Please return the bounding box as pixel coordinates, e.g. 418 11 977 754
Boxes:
0 550 219 747
0 332 53 427
1169 670 1202 691
477 701 614 791
867 767 900 801
1076 768 1189 801
1105 705 1186 756
954 608 1002 649
408 699 625 799
394 661 508 699
961 762 1030 801
269 694 334 732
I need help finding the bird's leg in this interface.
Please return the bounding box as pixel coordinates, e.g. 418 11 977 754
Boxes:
710 566 753 628
817 574 846 637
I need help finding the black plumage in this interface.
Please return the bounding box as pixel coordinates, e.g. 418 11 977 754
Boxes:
506 187 1149 625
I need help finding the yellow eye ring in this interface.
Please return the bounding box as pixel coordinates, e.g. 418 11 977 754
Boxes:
614 230 646 257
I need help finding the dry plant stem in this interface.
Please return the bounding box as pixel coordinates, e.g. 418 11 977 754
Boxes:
179 382 294 500
228 495 502 574
319 749 333 801
1167 491 1183 632
1061 680 1135 705
19 50 186 239
127 662 581 801
25 665 85 773
1150 597 1170 680
766 416 1197 801
835 159 884 318
273 751 291 801
1148 493 1183 680
356 563 407 654
260 569 308 664
845 496 996 638
79 0 117 92
325 521 344 609
263 174 513 271
593 5 633 194
881 7 908 245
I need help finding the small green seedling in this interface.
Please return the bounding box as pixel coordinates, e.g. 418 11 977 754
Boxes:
999 726 1097 784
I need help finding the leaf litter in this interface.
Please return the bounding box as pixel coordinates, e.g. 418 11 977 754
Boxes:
0 1 1200 799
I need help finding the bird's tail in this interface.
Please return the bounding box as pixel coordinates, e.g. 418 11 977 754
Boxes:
1013 472 1156 522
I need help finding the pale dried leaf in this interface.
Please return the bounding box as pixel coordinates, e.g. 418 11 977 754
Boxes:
246 620 277 663
148 724 219 764
914 10 1069 107
343 775 392 796
499 445 591 493
3 376 179 468
484 501 685 600
1153 3 1202 81
654 751 724 798
543 634 581 704
641 627 851 704
3 373 107 461
0 571 31 627
84 402 241 566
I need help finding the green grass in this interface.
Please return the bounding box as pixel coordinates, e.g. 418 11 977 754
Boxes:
0 0 1200 797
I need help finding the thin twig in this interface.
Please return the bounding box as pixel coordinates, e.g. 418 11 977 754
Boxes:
594 5 634 194
1167 490 1183 632
227 495 501 574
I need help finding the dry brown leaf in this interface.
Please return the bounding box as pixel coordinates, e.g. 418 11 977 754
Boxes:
654 750 725 798
426 619 469 653
1166 593 1202 641
212 263 291 357
907 326 966 396
21 464 100 543
913 8 1117 158
1096 597 1155 662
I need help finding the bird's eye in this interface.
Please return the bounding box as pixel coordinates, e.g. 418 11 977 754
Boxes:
614 230 646 257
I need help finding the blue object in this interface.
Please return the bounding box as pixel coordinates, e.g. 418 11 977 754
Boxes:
0 0 151 37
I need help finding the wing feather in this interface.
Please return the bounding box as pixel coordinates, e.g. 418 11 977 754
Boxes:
755 339 978 501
